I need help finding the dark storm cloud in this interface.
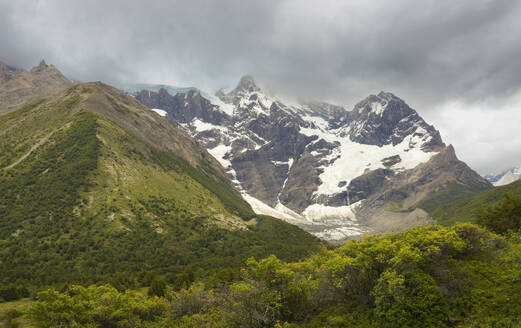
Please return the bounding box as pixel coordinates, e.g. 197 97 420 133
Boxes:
1 0 521 173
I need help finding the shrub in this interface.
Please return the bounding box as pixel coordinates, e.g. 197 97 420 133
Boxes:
476 193 521 234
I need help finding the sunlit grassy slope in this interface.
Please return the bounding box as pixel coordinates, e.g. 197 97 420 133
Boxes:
0 84 321 295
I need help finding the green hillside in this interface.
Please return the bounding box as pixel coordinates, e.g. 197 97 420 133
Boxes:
0 84 321 299
417 179 521 225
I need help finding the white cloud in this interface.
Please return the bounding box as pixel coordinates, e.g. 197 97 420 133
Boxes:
424 89 521 174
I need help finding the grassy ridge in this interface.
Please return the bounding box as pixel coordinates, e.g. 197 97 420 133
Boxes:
0 103 321 298
417 180 521 225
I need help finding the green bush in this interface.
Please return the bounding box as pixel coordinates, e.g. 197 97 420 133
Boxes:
29 285 167 328
148 279 166 298
476 193 521 234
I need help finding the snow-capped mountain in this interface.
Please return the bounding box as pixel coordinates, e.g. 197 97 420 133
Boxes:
485 167 521 186
131 76 491 242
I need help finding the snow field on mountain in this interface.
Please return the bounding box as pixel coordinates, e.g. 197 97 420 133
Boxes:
208 144 233 169
300 120 437 195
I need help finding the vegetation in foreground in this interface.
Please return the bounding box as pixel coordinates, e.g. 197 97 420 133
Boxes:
14 221 521 328
5 192 521 327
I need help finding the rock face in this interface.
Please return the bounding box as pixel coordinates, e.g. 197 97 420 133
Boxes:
131 76 491 242
346 92 444 150
0 60 72 113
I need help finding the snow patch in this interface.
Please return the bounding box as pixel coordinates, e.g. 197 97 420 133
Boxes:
272 159 294 167
301 115 330 130
150 108 167 117
192 119 228 133
208 144 232 169
241 193 306 223
205 93 235 116
302 202 360 221
370 101 386 115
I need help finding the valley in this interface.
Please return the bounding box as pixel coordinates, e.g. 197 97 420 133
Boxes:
0 60 520 328
3 1 521 326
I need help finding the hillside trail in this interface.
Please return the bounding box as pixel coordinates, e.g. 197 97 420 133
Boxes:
5 122 72 169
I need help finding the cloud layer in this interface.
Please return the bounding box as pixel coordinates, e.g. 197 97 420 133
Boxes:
1 0 521 173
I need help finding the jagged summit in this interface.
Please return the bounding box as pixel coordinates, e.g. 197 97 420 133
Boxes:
377 90 398 100
233 75 261 94
0 59 72 113
214 75 263 104
354 91 406 115
0 62 11 78
30 59 49 73
346 91 444 149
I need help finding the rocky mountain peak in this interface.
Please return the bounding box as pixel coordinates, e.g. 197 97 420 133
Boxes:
377 90 399 101
485 165 521 186
437 144 457 163
233 75 261 94
0 63 11 84
1 60 72 114
30 59 49 73
157 87 170 96
353 91 407 116
346 91 444 149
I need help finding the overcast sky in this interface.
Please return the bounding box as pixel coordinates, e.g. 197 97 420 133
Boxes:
1 0 521 174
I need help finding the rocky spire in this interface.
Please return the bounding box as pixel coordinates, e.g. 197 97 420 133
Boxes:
233 75 261 94
30 59 49 73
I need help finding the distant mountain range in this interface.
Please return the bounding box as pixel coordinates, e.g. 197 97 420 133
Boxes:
129 76 491 242
485 166 521 186
0 59 496 244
